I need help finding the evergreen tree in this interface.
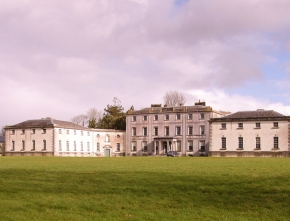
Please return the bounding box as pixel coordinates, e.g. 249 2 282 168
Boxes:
97 97 126 130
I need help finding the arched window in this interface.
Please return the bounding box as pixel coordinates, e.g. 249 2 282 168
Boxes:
105 134 110 142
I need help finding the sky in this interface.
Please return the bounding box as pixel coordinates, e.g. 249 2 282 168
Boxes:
2 0 290 128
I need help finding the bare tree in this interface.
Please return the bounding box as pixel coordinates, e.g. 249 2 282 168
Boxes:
1 126 5 136
163 91 186 107
87 108 102 128
71 115 88 126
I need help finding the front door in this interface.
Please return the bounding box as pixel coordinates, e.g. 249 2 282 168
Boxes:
164 142 168 153
105 149 110 157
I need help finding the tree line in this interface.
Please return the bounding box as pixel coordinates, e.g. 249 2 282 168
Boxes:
71 97 132 131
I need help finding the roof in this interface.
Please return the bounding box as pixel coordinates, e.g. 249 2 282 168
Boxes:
209 110 290 122
127 105 223 115
5 118 89 130
0 136 4 142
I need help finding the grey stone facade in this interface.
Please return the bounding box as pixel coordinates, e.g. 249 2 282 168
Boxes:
125 102 229 156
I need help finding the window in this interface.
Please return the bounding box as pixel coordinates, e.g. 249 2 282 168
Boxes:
59 129 62 134
256 137 261 149
143 116 147 121
80 142 83 151
154 115 158 121
143 127 147 136
188 114 192 120
273 122 278 128
12 141 15 150
87 131 90 136
12 130 15 135
116 143 120 151
238 123 243 129
238 137 243 149
74 141 76 151
188 126 193 135
200 113 205 120
67 130 69 135
164 115 169 121
154 127 158 136
165 127 169 136
43 129 46 134
117 134 120 138
177 141 181 152
32 129 36 134
176 126 181 135
221 137 226 149
81 131 83 136
273 137 279 149
132 116 136 121
132 127 136 136
256 122 261 128
66 141 69 151
105 134 110 142
176 114 181 120
59 140 62 151
221 123 226 129
200 125 205 135
22 129 25 134
188 140 193 151
32 140 35 151
97 143 100 151
199 140 205 151
43 140 46 151
87 142 90 151
142 141 147 152
74 130 76 135
131 141 137 151
22 140 25 150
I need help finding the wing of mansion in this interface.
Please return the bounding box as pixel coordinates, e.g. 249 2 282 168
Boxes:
3 101 290 157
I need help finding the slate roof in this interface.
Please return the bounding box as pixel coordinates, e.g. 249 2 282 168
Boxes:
127 105 225 115
5 118 89 130
209 110 290 122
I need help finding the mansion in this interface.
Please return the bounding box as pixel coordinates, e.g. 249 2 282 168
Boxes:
3 101 290 157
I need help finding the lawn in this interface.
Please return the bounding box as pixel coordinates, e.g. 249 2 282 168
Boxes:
0 157 290 221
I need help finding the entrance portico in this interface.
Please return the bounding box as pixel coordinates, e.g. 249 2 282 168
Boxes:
153 137 177 155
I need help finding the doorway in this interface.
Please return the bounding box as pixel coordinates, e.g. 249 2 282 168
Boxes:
105 149 110 157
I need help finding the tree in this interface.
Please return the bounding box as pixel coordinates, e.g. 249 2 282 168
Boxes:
163 90 186 107
71 115 88 126
1 126 4 136
87 108 102 128
97 97 126 130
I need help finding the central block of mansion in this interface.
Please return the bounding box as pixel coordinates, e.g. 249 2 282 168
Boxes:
125 102 229 156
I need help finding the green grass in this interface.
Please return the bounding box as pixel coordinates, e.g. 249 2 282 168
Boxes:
0 157 290 221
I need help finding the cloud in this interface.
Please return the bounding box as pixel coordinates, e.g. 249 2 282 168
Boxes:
1 0 290 127
188 89 290 115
